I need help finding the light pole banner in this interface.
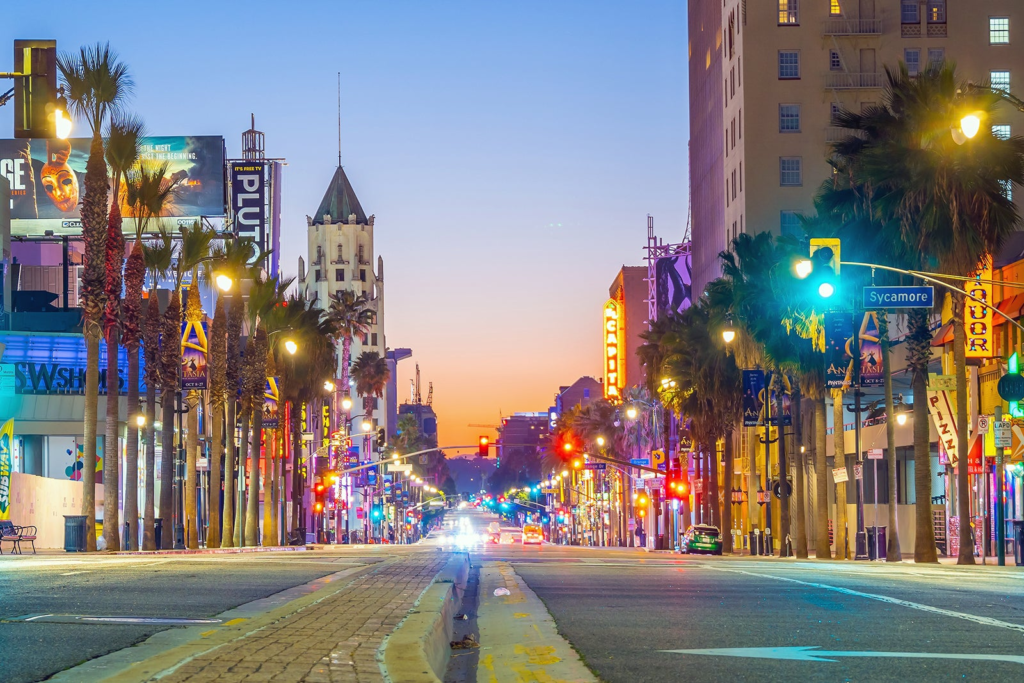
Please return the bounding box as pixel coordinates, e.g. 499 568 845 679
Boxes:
180 321 208 390
825 312 853 389
927 389 959 465
0 418 12 520
263 377 280 428
858 312 883 387
742 370 765 427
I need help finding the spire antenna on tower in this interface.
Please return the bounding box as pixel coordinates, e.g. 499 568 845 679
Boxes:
337 71 342 167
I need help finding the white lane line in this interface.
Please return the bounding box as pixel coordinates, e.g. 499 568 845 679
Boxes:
23 614 54 621
708 565 1024 634
59 571 91 576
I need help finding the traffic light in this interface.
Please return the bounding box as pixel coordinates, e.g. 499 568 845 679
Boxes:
665 475 687 501
805 238 841 300
371 505 383 520
375 427 386 450
13 40 71 140
313 480 326 513
478 435 489 457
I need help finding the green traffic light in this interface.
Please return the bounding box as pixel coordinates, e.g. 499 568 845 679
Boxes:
818 282 835 298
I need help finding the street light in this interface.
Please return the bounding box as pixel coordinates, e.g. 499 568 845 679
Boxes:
54 108 72 139
722 319 736 344
324 380 335 393
134 414 146 428
360 419 372 432
214 273 233 292
596 436 606 446
284 339 298 355
626 406 638 420
794 259 813 279
896 412 909 426
960 113 982 139
341 397 353 411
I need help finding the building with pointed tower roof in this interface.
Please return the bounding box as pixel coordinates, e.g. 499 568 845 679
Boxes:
300 162 387 438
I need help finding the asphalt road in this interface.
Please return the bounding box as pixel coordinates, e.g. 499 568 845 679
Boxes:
0 550 383 683
473 543 1024 682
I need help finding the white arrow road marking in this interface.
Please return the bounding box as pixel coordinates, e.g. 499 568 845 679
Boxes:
706 565 1024 635
661 646 1024 666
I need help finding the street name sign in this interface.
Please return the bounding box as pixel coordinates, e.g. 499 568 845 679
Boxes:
584 462 607 470
630 458 650 466
863 286 934 309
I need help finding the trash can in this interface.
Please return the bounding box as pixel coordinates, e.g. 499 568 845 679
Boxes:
1013 520 1024 566
287 527 306 546
867 526 887 560
154 518 163 549
749 530 763 556
63 515 87 552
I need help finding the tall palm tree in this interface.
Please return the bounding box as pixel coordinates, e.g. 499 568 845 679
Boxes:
99 113 143 551
141 235 171 550
204 270 227 549
327 290 375 399
177 223 215 549
820 63 1024 563
58 43 133 551
351 351 391 420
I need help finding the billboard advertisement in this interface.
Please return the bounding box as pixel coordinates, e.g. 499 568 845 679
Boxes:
230 161 266 241
655 251 693 318
742 370 764 427
858 312 883 388
0 136 225 236
180 321 208 390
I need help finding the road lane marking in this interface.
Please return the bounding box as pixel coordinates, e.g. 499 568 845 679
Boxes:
662 646 1024 666
708 566 1024 634
60 571 91 576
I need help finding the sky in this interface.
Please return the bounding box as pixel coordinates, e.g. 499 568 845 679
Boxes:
2 0 689 451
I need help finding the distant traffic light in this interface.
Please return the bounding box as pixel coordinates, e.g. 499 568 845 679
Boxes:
371 505 383 520
313 480 326 513
807 238 841 300
665 475 687 501
13 40 71 139
478 435 489 457
375 427 386 450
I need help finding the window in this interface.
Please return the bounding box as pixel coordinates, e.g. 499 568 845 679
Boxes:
360 269 367 282
992 124 1011 140
992 70 1011 92
583 388 591 399
901 0 919 24
371 333 378 347
830 50 842 71
732 170 737 200
927 48 945 68
314 269 322 281
738 109 742 138
778 51 800 79
336 243 343 261
780 157 802 186
361 334 369 345
358 243 365 263
831 102 842 125
781 211 801 236
731 67 735 97
779 104 801 132
904 49 921 76
1002 180 1014 202
778 0 798 25
991 17 1009 45
739 161 743 191
738 56 741 86
731 119 736 147
335 268 345 282
927 1 945 23
830 0 841 16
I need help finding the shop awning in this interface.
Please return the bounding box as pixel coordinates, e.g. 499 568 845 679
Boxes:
931 322 953 346
994 292 1024 327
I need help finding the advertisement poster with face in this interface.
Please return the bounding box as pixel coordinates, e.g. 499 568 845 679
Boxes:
655 250 693 319
0 136 225 235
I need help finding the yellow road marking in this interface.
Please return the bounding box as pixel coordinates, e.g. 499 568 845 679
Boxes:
513 612 530 618
222 618 248 626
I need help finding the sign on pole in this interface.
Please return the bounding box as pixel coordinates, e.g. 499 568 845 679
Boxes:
853 464 863 480
862 286 934 309
978 415 991 433
995 422 1012 448
867 449 883 460
832 467 849 483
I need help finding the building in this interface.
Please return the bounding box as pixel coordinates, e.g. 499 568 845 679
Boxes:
691 0 1024 288
554 376 603 416
607 266 647 397
497 412 549 462
301 164 388 432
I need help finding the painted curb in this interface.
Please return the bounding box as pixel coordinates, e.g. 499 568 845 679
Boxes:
381 552 470 683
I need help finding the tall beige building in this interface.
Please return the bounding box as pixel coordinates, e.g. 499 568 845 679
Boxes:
702 0 1024 270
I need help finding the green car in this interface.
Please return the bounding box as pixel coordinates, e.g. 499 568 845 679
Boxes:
680 524 723 555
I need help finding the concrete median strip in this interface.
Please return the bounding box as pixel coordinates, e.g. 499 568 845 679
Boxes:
381 552 471 682
475 560 596 683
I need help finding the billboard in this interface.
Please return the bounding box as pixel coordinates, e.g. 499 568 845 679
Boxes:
0 136 225 236
655 251 693 318
230 162 266 241
180 321 208 390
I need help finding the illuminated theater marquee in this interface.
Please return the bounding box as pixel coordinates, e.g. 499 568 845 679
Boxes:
604 300 624 399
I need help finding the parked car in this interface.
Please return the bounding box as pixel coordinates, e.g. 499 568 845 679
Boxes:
679 524 723 555
522 524 544 545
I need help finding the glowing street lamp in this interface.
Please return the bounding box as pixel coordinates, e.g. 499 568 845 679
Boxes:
341 396 353 411
134 414 146 428
722 319 736 344
626 406 638 420
215 273 233 292
596 436 606 447
360 419 372 432
284 339 298 355
895 411 909 426
324 380 335 393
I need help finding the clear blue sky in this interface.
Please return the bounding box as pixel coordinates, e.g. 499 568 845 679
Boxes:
2 0 689 448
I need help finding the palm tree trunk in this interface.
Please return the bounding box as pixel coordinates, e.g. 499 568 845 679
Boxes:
815 397 830 559
722 431 734 553
951 295 975 565
184 391 199 549
778 394 791 556
709 444 721 529
246 408 262 546
747 424 759 537
834 390 849 560
290 402 303 533
264 429 274 543
909 309 938 563
159 392 175 549
879 312 902 561
82 335 99 551
124 343 139 550
104 332 121 551
235 406 249 546
208 400 223 548
222 399 236 547
143 381 156 550
793 391 808 559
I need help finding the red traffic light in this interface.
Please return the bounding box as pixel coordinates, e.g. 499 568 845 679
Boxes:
478 435 490 457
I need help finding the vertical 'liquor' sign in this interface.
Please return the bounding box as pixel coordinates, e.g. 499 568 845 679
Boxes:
966 255 993 359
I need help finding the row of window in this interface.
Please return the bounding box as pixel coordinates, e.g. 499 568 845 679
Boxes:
315 243 368 263
313 267 368 282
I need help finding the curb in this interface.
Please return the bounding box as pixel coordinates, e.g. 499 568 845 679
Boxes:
113 545 309 556
381 552 470 682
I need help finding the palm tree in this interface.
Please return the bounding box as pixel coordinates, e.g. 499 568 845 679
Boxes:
327 290 375 399
58 43 133 551
204 270 227 549
177 223 215 549
351 351 390 421
99 113 143 551
127 170 179 550
820 63 1024 563
142 234 172 549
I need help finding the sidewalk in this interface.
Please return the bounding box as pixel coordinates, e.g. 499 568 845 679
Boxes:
93 550 450 683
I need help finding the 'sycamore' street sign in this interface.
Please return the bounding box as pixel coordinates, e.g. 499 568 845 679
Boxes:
863 286 934 309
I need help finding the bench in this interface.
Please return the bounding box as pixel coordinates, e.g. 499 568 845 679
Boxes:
0 520 37 555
